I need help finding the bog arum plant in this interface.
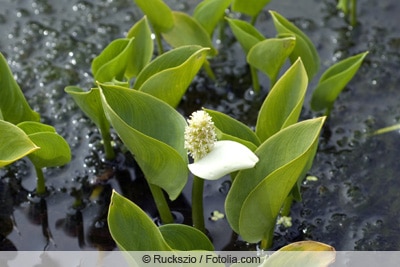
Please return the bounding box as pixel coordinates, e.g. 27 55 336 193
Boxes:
184 110 258 232
184 110 259 180
0 52 71 196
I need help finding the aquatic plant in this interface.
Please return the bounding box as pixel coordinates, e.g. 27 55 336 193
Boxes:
0 53 71 195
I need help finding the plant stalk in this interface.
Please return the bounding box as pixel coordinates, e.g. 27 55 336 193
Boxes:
192 176 205 233
155 31 164 55
250 65 260 93
35 166 46 196
350 0 357 26
203 60 216 81
99 124 115 161
148 183 174 224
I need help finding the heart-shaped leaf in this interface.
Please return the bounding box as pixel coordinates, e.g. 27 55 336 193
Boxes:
226 18 265 54
162 11 217 56
256 58 308 142
270 11 320 80
134 46 210 108
108 190 172 251
99 83 188 200
225 117 325 245
232 0 272 17
193 0 232 36
133 0 174 33
159 224 214 251
311 51 368 112
0 53 40 124
0 120 39 167
17 121 71 168
247 37 296 86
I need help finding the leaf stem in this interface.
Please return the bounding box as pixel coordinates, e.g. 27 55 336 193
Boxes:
250 65 260 93
260 236 272 251
35 166 46 196
99 124 115 161
155 31 164 55
203 60 216 81
350 0 357 26
192 176 205 233
148 183 174 224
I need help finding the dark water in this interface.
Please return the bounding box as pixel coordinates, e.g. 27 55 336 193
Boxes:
1 0 400 251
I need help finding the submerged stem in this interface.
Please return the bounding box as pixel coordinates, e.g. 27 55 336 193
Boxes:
35 166 46 196
148 183 174 224
192 176 205 233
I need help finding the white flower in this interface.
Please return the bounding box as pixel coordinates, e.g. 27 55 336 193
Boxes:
184 110 217 161
184 110 259 180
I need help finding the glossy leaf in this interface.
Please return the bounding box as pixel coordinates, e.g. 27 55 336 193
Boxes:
159 224 214 251
125 17 154 77
225 117 326 244
205 108 260 149
226 18 265 54
134 46 210 108
193 0 232 36
247 37 296 85
99 83 188 200
270 11 320 80
133 0 174 33
0 120 39 167
162 11 217 56
311 51 368 112
0 53 40 124
108 191 172 251
17 121 71 168
263 241 335 267
92 20 153 83
256 58 308 142
232 0 272 17
64 86 109 131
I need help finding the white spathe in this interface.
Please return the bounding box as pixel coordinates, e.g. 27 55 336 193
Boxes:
188 140 259 180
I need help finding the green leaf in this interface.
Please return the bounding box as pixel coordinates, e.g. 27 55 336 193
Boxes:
125 17 154 77
99 83 188 200
269 11 320 80
193 0 232 36
263 241 335 267
247 37 296 85
311 51 368 112
0 53 40 124
255 58 308 142
92 20 153 83
159 224 214 251
232 0 272 17
134 46 210 108
133 0 174 33
65 86 109 131
205 108 261 149
162 11 217 56
108 190 172 251
225 117 326 244
0 120 39 167
17 121 71 168
226 18 265 54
